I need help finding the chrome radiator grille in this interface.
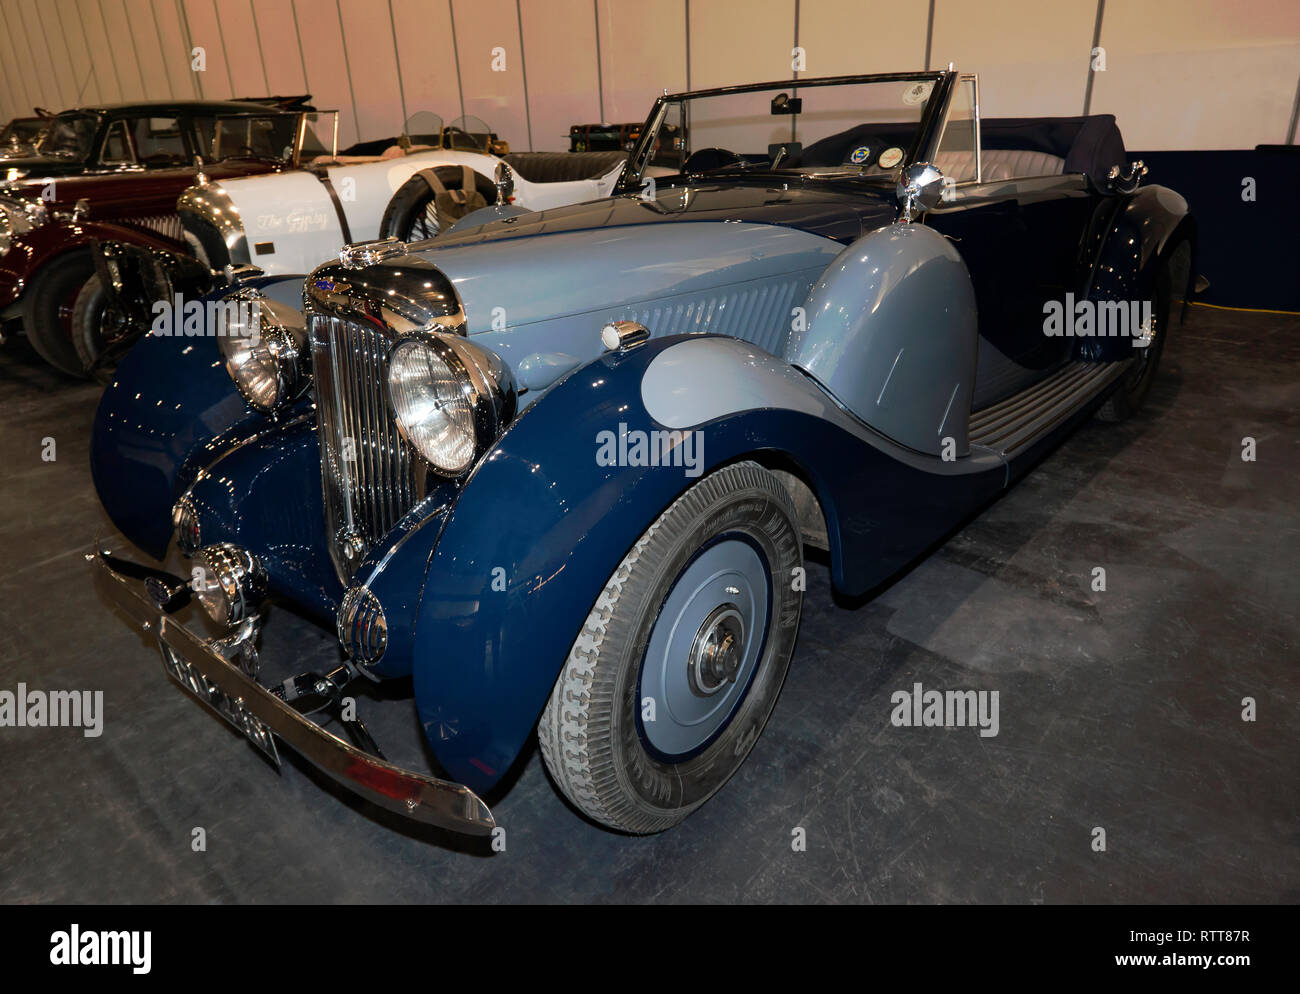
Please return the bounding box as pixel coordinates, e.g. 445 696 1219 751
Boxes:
310 315 424 581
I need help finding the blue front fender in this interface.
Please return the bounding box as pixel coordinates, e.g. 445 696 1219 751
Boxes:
90 276 307 559
413 334 1006 793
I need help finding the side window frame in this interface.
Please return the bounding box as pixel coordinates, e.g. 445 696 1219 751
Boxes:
931 72 983 190
98 118 137 167
134 115 187 169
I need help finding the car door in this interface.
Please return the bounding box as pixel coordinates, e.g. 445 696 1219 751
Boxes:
922 76 1099 408
88 113 199 224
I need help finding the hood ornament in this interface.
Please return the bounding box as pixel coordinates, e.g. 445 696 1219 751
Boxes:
339 236 407 269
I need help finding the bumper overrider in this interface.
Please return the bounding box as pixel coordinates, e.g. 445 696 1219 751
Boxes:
88 541 495 836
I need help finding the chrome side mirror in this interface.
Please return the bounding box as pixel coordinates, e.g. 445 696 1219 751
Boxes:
896 162 947 221
494 161 514 204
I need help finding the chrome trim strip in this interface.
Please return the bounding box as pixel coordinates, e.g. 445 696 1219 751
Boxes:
89 542 495 835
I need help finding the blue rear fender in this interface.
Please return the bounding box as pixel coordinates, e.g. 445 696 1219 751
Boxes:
412 334 1006 793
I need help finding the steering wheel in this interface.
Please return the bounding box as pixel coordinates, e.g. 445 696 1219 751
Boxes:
682 147 744 173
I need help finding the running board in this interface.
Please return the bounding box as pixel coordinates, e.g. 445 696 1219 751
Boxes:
968 360 1129 455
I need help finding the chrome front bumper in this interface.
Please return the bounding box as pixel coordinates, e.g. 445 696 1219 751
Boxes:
89 542 495 836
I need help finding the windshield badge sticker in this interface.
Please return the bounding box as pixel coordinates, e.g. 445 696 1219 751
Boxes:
849 145 871 164
878 147 903 169
902 81 933 105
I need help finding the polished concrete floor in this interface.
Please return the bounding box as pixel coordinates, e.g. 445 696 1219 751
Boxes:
1 305 1296 904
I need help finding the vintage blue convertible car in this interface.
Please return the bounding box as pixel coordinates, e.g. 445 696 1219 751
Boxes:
89 71 1195 835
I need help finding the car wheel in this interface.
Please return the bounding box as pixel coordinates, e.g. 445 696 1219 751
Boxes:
71 273 137 382
538 461 803 833
21 251 96 377
380 166 497 241
1095 241 1183 422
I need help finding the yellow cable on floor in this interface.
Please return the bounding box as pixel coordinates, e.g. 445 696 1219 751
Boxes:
1189 301 1300 316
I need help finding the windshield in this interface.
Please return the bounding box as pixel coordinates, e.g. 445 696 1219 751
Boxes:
37 112 100 158
203 112 303 162
631 75 942 184
443 115 496 153
2 119 45 144
298 111 337 160
403 111 444 148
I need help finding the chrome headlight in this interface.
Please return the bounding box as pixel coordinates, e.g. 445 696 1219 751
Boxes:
192 543 268 626
217 289 309 413
386 333 516 476
0 199 35 254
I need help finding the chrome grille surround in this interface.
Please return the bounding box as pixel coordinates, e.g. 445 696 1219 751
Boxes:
304 256 466 582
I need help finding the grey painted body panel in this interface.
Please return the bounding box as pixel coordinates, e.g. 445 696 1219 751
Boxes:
786 222 978 457
408 220 842 400
447 203 532 233
640 336 1004 478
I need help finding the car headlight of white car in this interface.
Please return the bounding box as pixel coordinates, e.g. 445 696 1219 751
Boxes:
216 288 310 413
387 331 516 476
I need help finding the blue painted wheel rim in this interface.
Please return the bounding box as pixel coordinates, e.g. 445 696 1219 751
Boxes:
637 534 772 761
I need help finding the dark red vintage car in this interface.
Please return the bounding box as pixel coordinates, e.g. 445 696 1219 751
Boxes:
0 98 331 375
0 112 53 159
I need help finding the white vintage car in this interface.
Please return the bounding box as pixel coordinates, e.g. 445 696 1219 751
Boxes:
178 113 628 276
73 113 628 374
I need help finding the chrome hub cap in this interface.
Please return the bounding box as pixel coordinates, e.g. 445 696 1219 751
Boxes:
688 605 745 696
639 538 770 759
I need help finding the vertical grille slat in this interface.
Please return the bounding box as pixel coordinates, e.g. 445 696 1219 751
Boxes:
310 315 424 581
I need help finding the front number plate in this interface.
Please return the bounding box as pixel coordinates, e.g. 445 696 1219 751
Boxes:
159 644 281 765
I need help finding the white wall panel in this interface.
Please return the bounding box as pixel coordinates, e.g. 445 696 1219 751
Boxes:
101 0 150 102
183 0 236 98
294 0 359 147
451 0 528 150
214 0 270 97
390 0 461 129
797 0 929 77
338 0 405 144
596 0 687 124
0 1 1297 154
1091 0 1300 150
81 0 126 103
10 1 55 112
247 0 309 97
22 1 72 110
522 0 600 151
45 0 93 107
930 0 1096 118
51 0 104 107
690 0 795 90
0 18 37 116
122 0 176 102
153 0 203 100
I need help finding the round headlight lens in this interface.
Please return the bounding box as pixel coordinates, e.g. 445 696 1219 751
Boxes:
217 294 304 413
193 543 268 626
195 570 230 624
387 337 477 475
